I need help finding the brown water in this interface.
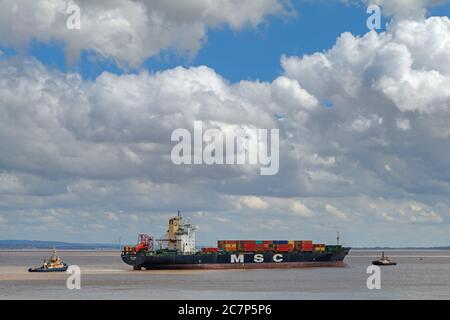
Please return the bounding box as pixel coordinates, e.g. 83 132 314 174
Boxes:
0 250 449 299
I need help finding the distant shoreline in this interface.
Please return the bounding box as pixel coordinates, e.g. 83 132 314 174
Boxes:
353 247 450 250
0 240 119 250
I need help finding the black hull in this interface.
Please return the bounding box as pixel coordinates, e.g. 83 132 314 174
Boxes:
122 249 350 270
28 265 68 272
372 261 397 266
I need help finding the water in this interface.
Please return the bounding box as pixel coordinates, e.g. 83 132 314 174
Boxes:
0 250 449 300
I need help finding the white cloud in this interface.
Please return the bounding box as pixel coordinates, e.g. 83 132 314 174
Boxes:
396 118 411 131
271 76 318 111
282 17 450 114
370 199 444 223
291 201 315 218
240 196 269 210
0 173 26 194
0 12 450 243
325 204 348 221
0 57 320 184
104 212 120 221
0 0 291 67
351 117 373 132
380 211 394 222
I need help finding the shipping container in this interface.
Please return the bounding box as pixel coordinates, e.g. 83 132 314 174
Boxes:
202 247 219 253
293 240 313 252
219 240 323 252
313 244 326 252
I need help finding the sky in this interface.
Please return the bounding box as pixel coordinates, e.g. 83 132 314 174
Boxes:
0 0 449 247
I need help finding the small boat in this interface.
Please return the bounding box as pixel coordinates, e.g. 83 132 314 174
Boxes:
372 251 397 266
28 250 68 272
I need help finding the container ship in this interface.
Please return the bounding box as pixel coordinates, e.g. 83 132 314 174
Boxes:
121 212 350 270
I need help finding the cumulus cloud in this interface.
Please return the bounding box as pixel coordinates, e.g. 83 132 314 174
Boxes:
325 204 349 221
370 199 444 223
0 0 291 67
0 11 450 244
239 196 269 210
291 201 315 218
0 55 321 185
282 17 450 113
280 17 450 208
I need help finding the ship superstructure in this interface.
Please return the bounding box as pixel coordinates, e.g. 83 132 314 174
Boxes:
158 211 197 254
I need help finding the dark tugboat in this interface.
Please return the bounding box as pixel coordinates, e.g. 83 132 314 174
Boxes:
372 252 397 266
28 250 68 272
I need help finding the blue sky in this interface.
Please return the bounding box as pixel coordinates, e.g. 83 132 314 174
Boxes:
2 1 448 82
22 2 383 81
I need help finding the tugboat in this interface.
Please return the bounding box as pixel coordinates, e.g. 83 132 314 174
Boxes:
372 251 397 266
28 250 69 272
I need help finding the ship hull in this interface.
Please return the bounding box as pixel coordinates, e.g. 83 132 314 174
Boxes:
372 261 397 266
122 249 350 270
28 265 68 272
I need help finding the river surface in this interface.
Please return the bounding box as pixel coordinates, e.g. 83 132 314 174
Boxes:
0 250 449 299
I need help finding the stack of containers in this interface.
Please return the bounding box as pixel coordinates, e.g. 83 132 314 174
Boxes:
239 241 267 252
238 240 251 252
202 247 219 253
219 240 273 252
254 240 268 252
288 241 295 252
273 240 290 252
243 241 255 252
313 244 326 253
227 241 237 251
219 240 316 252
218 240 237 252
295 240 313 252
